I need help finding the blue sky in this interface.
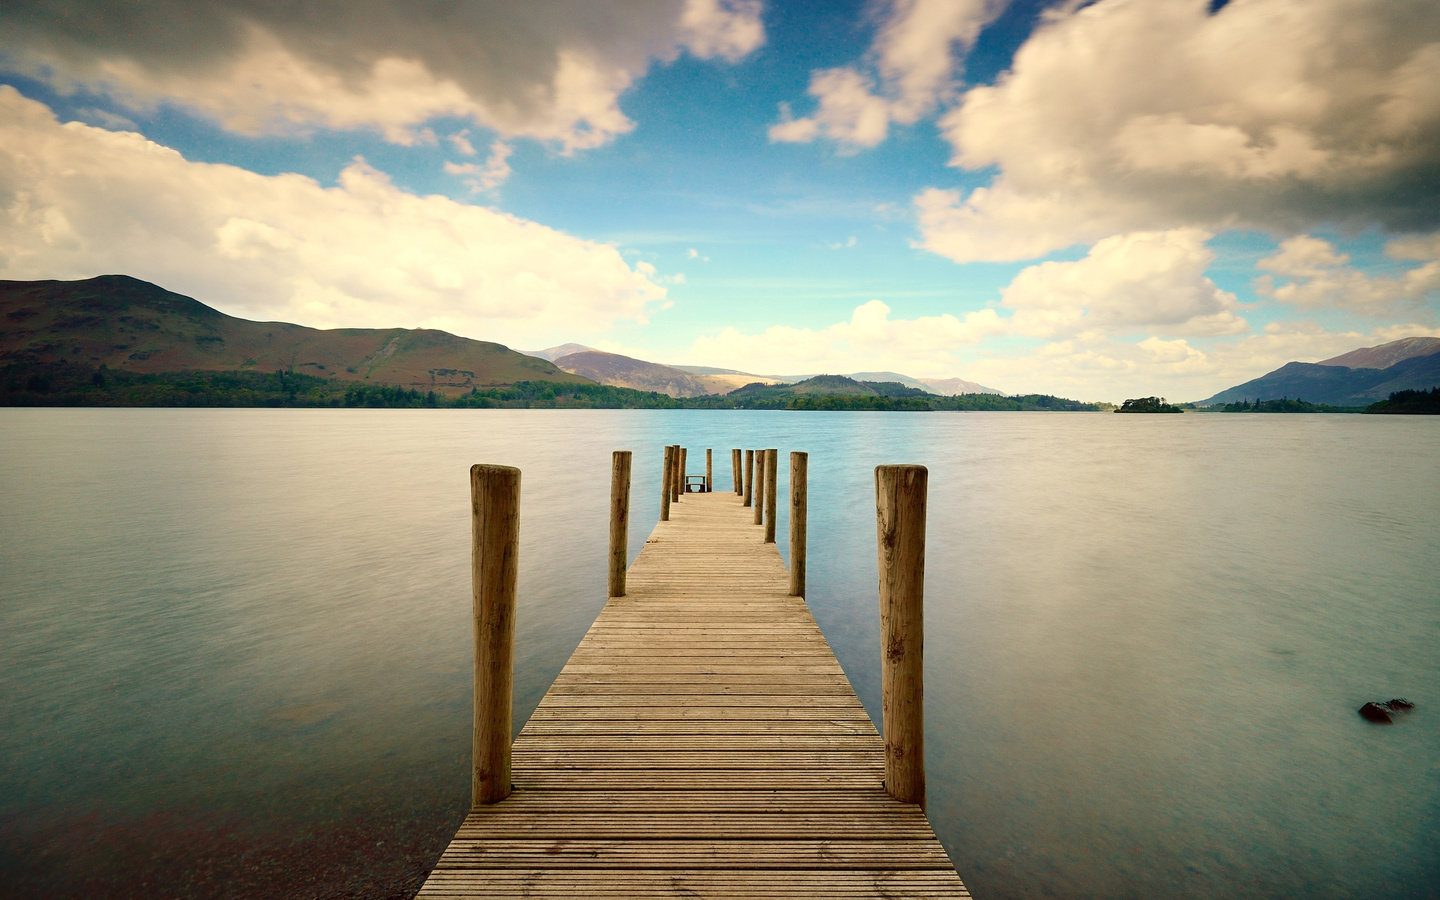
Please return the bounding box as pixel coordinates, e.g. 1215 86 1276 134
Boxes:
1 0 1437 400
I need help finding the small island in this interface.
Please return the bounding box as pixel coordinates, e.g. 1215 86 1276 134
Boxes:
1115 396 1183 413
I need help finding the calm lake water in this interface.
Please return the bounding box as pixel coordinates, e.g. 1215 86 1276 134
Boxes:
2 409 1437 899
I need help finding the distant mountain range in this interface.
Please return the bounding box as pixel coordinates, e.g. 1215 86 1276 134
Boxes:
550 350 731 398
520 345 1000 398
2 275 1010 402
1199 337 1440 407
1 276 585 393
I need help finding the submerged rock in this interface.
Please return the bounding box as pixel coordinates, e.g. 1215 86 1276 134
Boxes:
1359 698 1416 723
1359 702 1393 723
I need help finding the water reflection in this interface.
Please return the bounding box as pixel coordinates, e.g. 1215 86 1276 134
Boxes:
1 409 1436 898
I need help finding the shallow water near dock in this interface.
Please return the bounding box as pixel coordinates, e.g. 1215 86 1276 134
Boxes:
1 408 1437 899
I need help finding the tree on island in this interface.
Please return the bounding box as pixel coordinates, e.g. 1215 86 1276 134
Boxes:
1363 387 1440 414
1116 396 1183 413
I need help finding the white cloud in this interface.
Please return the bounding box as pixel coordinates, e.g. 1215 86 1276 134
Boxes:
447 131 478 156
689 299 1006 376
920 0 1440 262
770 68 892 147
770 0 1008 147
445 140 514 192
0 88 665 346
678 0 765 62
1001 229 1247 339
0 0 766 152
962 322 1440 402
1255 233 1440 314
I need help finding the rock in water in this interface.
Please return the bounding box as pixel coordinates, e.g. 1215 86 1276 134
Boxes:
1359 702 1393 723
1386 698 1415 711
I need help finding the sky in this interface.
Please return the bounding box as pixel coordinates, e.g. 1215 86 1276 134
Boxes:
1 0 1438 402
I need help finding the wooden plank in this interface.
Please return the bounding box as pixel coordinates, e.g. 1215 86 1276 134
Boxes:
418 489 967 898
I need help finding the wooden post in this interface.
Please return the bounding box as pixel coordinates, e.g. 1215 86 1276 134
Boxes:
875 464 927 810
679 447 688 498
744 450 755 507
789 451 807 596
764 448 778 543
609 450 631 597
661 445 673 521
753 449 765 525
705 448 713 493
470 464 519 806
732 449 742 494
670 445 681 502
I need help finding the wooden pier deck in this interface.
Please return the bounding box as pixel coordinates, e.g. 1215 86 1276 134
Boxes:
418 488 969 898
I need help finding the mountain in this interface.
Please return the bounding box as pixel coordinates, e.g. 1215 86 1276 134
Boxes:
669 364 788 390
730 374 929 399
1199 336 1440 407
917 376 1002 396
846 371 934 391
1318 336 1440 369
672 365 999 395
0 275 587 393
552 350 732 397
725 375 1100 410
520 343 595 362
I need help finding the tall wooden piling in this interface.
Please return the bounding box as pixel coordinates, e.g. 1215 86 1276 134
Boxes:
680 448 688 496
764 448 778 543
661 446 674 522
790 451 807 596
670 445 681 503
706 449 713 493
753 449 766 525
469 464 519 806
744 450 755 507
875 464 927 810
608 451 631 598
732 448 742 494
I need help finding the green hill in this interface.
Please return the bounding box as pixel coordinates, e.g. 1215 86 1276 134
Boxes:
0 275 587 395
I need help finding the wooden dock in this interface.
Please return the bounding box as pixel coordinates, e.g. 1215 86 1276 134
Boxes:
418 478 969 897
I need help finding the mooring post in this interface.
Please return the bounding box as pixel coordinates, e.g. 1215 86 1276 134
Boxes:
764 448 778 542
470 464 519 806
732 449 742 494
875 464 927 810
679 448 688 496
744 450 755 507
753 449 766 525
670 445 682 503
706 448 713 493
790 452 807 595
609 450 631 597
661 445 674 521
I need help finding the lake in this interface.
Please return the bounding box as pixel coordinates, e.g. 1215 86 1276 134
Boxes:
1 409 1436 898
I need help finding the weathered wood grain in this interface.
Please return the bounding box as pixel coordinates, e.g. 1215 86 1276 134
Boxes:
418 486 966 899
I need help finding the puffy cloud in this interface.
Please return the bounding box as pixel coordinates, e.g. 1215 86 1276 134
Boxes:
445 141 514 192
1255 233 1440 314
0 88 665 346
770 68 891 147
0 0 765 152
689 299 1006 376
921 0 1440 262
1000 229 1247 339
770 0 1007 147
678 0 765 62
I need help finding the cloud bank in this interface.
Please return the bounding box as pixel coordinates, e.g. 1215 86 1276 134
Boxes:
0 88 665 346
919 0 1440 261
0 0 765 151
